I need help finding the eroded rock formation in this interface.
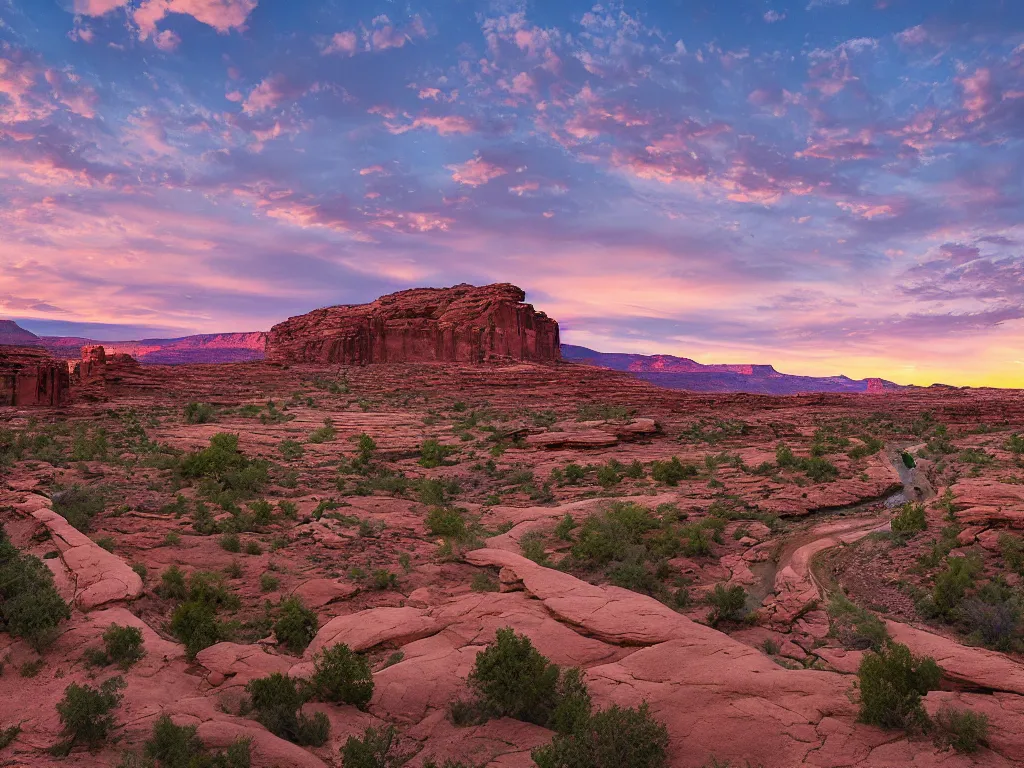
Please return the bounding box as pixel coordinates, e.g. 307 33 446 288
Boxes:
0 345 70 406
265 283 560 365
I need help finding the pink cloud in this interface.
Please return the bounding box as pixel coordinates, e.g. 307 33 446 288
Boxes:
359 165 386 176
447 156 508 186
73 0 129 13
959 67 997 122
323 31 359 56
896 25 929 47
241 74 305 115
386 114 475 136
153 29 182 52
44 68 98 119
836 201 896 219
133 0 258 41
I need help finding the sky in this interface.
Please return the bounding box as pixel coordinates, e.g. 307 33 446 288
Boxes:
1 0 1024 386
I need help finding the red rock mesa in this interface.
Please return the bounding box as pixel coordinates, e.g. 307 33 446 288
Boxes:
265 283 560 365
0 346 70 406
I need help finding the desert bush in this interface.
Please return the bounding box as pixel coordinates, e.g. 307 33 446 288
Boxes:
857 642 941 729
308 418 337 444
706 583 747 626
608 560 662 596
245 673 329 746
891 503 927 536
179 434 269 503
923 554 983 620
309 643 373 709
471 573 499 592
520 532 550 565
53 485 105 531
426 507 467 539
571 503 658 568
466 627 561 725
278 439 304 461
999 533 1024 573
219 533 241 553
91 624 145 669
934 706 989 753
0 527 71 651
531 701 669 768
340 725 408 768
650 457 697 486
273 597 318 654
828 593 888 651
1005 433 1024 454
183 402 217 424
54 676 125 753
142 714 251 768
596 462 620 488
554 514 577 541
260 573 280 592
419 439 455 468
419 478 459 506
159 565 188 599
956 578 1023 651
170 601 222 659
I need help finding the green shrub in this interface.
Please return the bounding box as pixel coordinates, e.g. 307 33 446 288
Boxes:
132 562 148 581
549 666 593 736
706 584 747 626
563 463 587 484
520 532 550 565
891 503 927 535
340 725 407 768
260 573 280 592
179 434 269 502
999 533 1024 574
170 601 222 660
307 418 337 444
426 507 467 539
934 706 989 753
219 533 241 553
0 527 71 651
244 540 262 556
245 673 329 746
532 702 669 768
828 593 888 651
471 573 499 592
467 627 560 725
183 402 216 425
99 624 145 668
572 503 658 568
1005 433 1024 454
273 597 318 654
596 463 620 488
419 439 455 468
857 642 941 729
159 565 188 600
143 714 251 768
310 643 374 709
650 457 697 486
54 676 125 752
278 439 304 461
927 555 982 620
554 514 577 541
53 485 105 532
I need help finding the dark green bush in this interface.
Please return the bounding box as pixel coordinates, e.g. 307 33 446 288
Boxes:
901 451 916 469
183 402 217 425
340 725 407 768
706 584 747 626
170 601 222 660
419 439 455 468
926 555 982 620
531 702 669 768
159 565 188 600
245 673 329 746
650 457 697 486
219 533 241 553
934 706 989 753
273 597 318 654
554 514 577 541
0 526 71 651
466 628 560 725
54 676 125 752
179 434 269 503
828 593 888 651
143 714 251 768
426 507 467 539
53 485 105 531
857 642 941 729
88 624 145 669
308 418 337 444
891 503 927 535
310 643 373 709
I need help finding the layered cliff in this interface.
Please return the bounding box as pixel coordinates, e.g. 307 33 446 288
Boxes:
265 283 560 365
0 346 70 406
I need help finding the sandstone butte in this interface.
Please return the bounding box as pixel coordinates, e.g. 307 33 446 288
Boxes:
3 290 1024 768
0 345 70 406
264 283 561 365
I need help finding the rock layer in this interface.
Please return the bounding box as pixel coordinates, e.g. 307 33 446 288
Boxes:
0 345 70 406
265 283 560 365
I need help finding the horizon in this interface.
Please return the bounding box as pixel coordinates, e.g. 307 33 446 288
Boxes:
2 1 1024 388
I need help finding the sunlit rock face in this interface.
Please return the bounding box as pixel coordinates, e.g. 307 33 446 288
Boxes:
0 346 70 406
265 283 561 365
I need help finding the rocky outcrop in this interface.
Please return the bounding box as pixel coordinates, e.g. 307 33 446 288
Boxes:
0 345 70 406
265 283 560 365
78 344 107 383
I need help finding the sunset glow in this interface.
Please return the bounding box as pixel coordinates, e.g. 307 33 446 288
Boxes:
2 0 1024 387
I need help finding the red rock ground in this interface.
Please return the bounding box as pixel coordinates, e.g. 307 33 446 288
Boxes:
1 359 1023 767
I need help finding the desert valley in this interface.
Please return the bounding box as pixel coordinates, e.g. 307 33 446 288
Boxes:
1 283 1023 768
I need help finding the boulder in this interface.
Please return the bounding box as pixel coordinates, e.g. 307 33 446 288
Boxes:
265 283 560 364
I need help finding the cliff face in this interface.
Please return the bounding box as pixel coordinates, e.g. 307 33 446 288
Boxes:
265 283 560 365
0 346 70 406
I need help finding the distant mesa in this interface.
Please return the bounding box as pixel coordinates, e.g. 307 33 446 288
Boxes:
0 345 70 407
561 345 905 395
265 283 560 365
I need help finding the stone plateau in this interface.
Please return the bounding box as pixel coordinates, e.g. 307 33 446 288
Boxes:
265 283 560 365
